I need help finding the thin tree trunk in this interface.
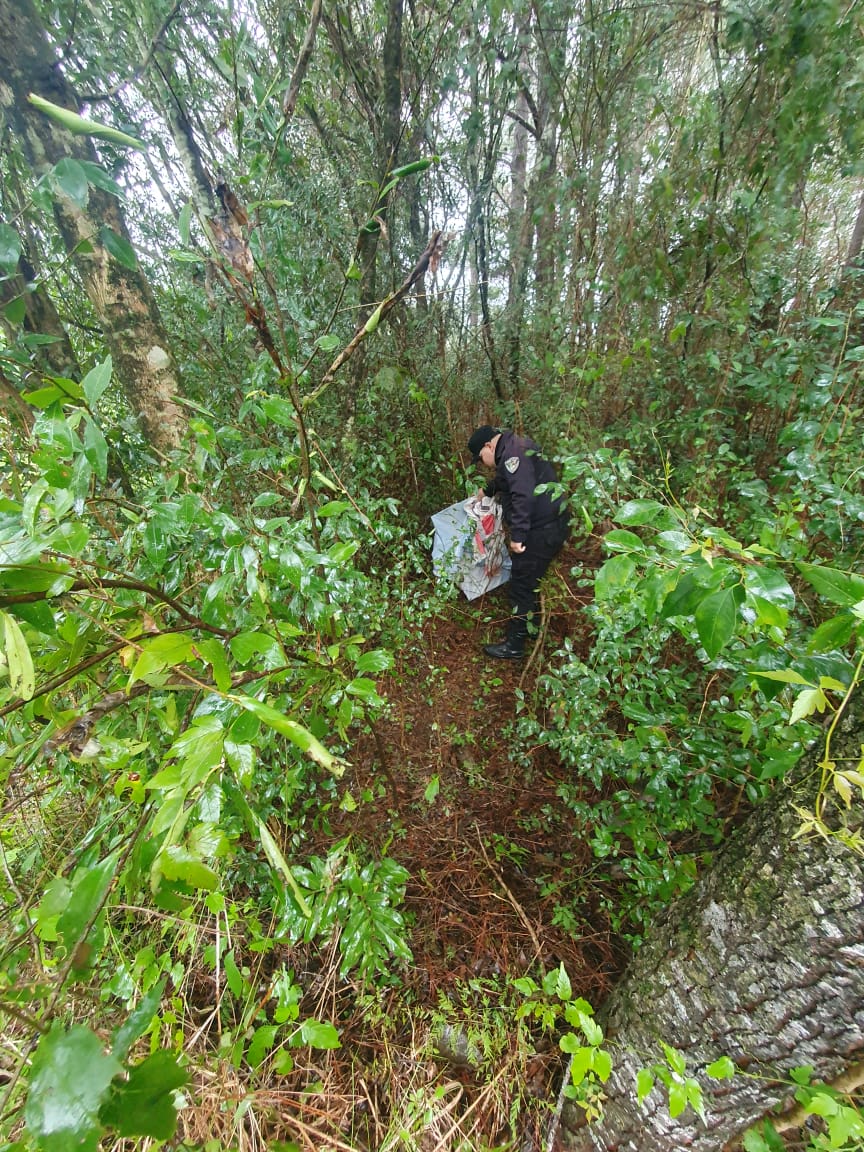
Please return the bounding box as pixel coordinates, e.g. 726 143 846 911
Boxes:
0 0 186 452
0 246 80 379
283 0 323 121
558 705 864 1152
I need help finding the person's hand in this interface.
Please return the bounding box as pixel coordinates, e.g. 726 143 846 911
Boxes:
510 541 526 554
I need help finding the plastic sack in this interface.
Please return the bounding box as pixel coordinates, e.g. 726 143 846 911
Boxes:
430 496 511 600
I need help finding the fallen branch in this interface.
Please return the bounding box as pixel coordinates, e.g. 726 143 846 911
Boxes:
474 823 543 961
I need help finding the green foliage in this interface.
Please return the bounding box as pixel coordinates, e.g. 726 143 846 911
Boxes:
3 0 864 1142
278 844 412 980
518 437 862 936
635 1043 706 1123
0 356 427 1144
514 967 612 1121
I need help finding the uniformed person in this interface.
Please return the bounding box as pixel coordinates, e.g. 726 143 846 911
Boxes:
467 425 569 659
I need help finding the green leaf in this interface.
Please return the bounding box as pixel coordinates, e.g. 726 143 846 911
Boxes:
687 1079 706 1121
808 613 856 653
594 554 636 601
566 1045 593 1084
56 854 116 953
513 976 538 996
797 563 864 607
0 222 22 271
129 633 195 687
246 1025 278 1068
4 295 26 325
580 1016 603 1046
604 528 646 553
232 696 345 776
168 249 203 263
259 395 297 427
555 963 572 1002
706 1055 736 1079
223 949 246 997
99 1051 187 1139
636 1067 655 1105
178 201 192 245
424 775 439 803
79 161 125 198
229 631 282 665
52 158 89 207
668 1080 688 1118
661 571 703 618
749 668 812 686
112 980 166 1060
81 357 113 408
660 1042 686 1076
363 302 384 335
355 649 393 674
656 530 694 553
28 94 147 150
194 636 232 692
299 1019 341 1049
559 1033 583 1054
100 226 138 270
254 816 313 915
790 687 827 724
614 499 677 529
743 1121 786 1152
694 587 739 658
744 566 795 608
345 676 381 701
328 541 360 564
2 612 35 699
592 1047 612 1083
159 845 219 890
25 1023 122 1152
83 416 108 480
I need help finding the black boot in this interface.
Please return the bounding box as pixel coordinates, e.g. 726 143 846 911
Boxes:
483 640 525 659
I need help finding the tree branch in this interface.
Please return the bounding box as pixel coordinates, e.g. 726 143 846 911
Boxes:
283 0 323 120
0 575 231 637
303 230 442 408
81 0 185 101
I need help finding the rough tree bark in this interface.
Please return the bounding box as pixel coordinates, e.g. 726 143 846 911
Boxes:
559 700 864 1152
0 0 186 451
843 187 864 272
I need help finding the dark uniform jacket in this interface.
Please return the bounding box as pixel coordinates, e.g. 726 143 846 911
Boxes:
483 430 566 545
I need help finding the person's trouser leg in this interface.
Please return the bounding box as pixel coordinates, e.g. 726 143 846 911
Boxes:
506 551 538 650
505 518 569 650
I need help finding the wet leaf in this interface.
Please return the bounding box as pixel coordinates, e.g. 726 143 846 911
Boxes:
25 1023 121 1152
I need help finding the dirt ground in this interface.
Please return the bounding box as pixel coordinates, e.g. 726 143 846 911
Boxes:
273 540 630 1149
333 539 621 992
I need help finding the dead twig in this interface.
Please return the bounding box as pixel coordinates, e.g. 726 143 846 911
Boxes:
474 824 543 961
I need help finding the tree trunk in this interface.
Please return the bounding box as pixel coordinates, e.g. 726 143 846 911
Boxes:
843 186 864 271
559 704 864 1151
0 246 80 379
0 0 186 452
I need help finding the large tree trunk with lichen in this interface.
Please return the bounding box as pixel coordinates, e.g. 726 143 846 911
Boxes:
0 0 186 451
559 701 864 1152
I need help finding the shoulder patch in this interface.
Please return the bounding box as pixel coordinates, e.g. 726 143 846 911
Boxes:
504 456 520 474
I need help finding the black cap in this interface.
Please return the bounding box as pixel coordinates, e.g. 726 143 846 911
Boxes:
468 425 497 463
